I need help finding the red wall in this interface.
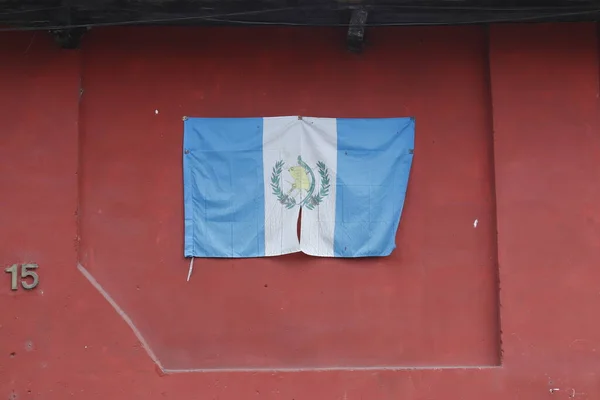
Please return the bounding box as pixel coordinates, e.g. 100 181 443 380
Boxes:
1 23 599 399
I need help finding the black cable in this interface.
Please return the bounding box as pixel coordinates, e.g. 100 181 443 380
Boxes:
0 5 598 31
90 4 600 13
0 5 327 31
200 8 600 27
0 6 62 16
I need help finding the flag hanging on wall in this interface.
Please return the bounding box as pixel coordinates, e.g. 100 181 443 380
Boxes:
183 116 414 258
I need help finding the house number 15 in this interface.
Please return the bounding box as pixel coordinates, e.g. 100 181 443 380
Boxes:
4 263 39 291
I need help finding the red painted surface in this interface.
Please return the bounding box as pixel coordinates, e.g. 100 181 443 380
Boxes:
79 25 498 370
1 23 599 399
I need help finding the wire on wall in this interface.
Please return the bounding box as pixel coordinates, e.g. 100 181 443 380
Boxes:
0 3 599 31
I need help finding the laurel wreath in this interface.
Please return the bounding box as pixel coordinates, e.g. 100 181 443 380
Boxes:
270 159 330 210
303 161 330 210
270 160 297 209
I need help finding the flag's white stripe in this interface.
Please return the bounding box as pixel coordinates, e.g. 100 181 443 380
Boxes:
262 117 302 256
299 117 338 257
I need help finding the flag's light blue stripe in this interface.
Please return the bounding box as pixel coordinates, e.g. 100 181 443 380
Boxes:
334 117 415 257
183 117 265 258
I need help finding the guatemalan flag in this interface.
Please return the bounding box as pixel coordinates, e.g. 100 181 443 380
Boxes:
183 116 415 258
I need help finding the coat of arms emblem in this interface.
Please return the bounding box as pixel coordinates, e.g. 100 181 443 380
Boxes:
270 156 330 210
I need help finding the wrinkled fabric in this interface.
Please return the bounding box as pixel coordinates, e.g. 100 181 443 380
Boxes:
183 116 414 258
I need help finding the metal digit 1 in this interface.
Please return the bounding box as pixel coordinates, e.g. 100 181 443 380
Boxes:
21 263 39 290
4 264 18 291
